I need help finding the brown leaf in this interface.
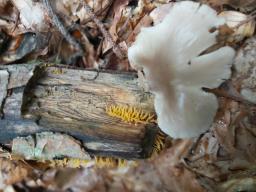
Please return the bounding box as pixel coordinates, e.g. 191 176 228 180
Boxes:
202 0 256 10
39 140 205 192
109 0 129 40
0 158 31 189
217 169 256 192
42 167 106 191
126 14 153 46
184 37 256 186
102 0 129 54
151 140 205 192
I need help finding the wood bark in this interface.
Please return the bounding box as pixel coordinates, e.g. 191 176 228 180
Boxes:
0 64 157 159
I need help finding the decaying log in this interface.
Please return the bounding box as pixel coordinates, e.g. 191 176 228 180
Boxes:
0 64 157 159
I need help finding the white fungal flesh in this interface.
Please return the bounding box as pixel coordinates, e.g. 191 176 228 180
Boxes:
128 1 235 138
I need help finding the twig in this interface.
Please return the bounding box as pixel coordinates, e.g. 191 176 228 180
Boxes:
11 12 20 34
80 0 126 59
43 0 83 55
202 87 256 106
249 9 256 16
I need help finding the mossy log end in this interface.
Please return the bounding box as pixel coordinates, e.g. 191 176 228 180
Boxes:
0 64 157 159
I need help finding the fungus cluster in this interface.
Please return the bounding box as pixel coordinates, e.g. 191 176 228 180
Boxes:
128 1 235 138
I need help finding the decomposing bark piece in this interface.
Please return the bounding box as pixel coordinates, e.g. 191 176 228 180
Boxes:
0 69 8 118
0 64 157 159
12 132 91 160
0 63 36 89
0 64 41 142
2 64 35 120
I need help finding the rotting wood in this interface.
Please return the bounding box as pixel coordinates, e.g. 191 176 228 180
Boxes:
0 63 157 159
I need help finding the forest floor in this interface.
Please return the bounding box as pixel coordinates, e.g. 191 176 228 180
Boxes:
0 0 256 191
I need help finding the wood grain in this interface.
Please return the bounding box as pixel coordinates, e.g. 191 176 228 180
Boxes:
0 64 158 159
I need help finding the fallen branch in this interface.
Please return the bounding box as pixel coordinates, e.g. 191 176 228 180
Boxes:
0 63 157 159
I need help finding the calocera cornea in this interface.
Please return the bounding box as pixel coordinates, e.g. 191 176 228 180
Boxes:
106 105 156 124
128 1 236 138
105 104 167 155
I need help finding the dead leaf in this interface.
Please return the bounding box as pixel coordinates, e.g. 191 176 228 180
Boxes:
76 0 112 24
126 14 153 46
38 139 205 192
42 167 106 191
103 0 129 53
184 37 256 186
11 0 49 31
0 158 31 189
219 11 255 42
202 0 256 10
109 0 130 39
218 169 256 192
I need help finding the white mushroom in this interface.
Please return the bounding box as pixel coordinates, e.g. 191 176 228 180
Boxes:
128 1 235 138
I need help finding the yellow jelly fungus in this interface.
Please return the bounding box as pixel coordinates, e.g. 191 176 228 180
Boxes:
106 105 156 124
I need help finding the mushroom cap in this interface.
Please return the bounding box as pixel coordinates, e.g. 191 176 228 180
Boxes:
128 1 235 138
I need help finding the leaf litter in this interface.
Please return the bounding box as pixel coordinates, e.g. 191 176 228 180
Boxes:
0 0 256 191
